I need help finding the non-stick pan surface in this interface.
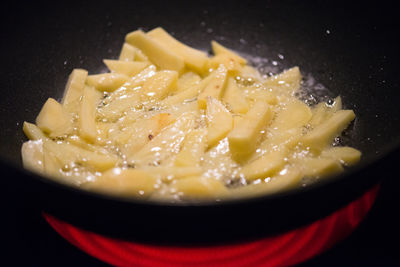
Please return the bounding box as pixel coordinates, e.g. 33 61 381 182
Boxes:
1 0 399 243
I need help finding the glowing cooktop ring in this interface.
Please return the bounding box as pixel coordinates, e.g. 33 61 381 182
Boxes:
44 185 379 267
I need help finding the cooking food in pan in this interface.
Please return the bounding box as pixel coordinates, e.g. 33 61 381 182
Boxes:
21 28 360 201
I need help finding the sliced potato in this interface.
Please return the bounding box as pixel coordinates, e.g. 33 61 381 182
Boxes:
175 128 207 167
172 176 229 198
230 168 302 198
206 98 233 147
176 71 201 93
79 86 101 142
116 113 175 159
228 101 272 161
161 71 214 106
43 140 118 171
83 168 158 198
119 43 149 62
147 27 209 73
321 146 361 166
197 64 228 109
21 140 44 174
125 30 184 72
271 99 312 131
211 40 246 64
209 53 243 74
264 67 302 95
23 122 47 141
223 77 249 114
141 70 178 101
301 109 355 151
129 112 196 166
61 69 88 114
298 157 344 178
240 151 286 181
36 98 73 138
86 73 129 92
103 60 149 77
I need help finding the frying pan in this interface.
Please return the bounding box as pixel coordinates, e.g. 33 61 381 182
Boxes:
1 0 399 244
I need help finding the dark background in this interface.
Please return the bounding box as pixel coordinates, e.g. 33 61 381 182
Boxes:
1 0 400 266
1 172 400 266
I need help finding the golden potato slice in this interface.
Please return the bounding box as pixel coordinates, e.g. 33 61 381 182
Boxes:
86 73 129 92
264 67 302 95
161 72 214 106
43 140 118 172
83 168 158 198
147 27 209 73
175 128 207 167
240 151 286 181
228 101 272 161
301 109 355 151
172 176 229 199
21 140 44 174
321 146 361 166
103 60 149 77
129 112 196 167
223 77 249 114
125 30 184 72
211 40 247 64
206 98 233 148
119 43 149 62
299 157 344 178
23 121 47 141
229 168 302 198
176 71 201 93
61 69 88 114
271 99 312 131
198 64 228 109
141 70 178 101
79 86 101 142
209 53 243 74
36 98 73 138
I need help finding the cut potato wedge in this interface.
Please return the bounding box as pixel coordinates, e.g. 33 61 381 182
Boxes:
223 77 249 114
172 176 229 198
83 168 158 198
301 109 355 151
104 60 149 77
175 128 207 167
264 67 302 95
21 140 44 174
141 70 178 101
61 69 88 114
86 73 129 92
129 112 196 166
298 157 344 178
79 86 100 142
23 121 47 141
198 64 228 109
147 27 209 73
176 71 201 93
240 151 286 181
119 43 149 62
271 99 312 130
321 146 361 166
206 98 233 147
211 40 246 64
36 98 73 138
230 168 302 198
43 140 118 171
125 30 184 72
228 101 272 161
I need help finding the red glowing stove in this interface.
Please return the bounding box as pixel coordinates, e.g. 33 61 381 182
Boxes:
42 185 380 267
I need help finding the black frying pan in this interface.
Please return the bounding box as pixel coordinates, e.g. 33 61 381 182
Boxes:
1 0 399 244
